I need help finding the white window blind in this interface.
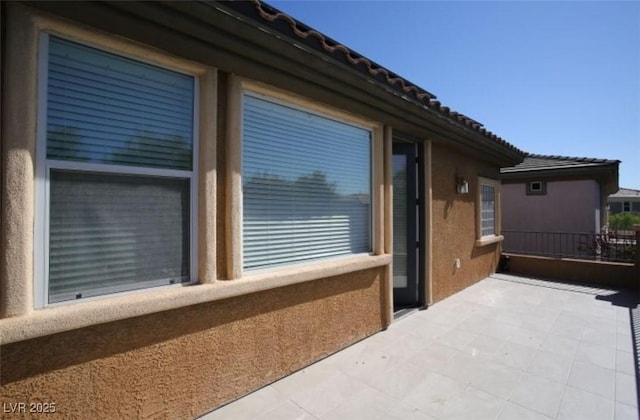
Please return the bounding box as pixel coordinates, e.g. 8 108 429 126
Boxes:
242 94 371 270
49 171 190 302
481 184 496 237
47 37 194 169
43 36 195 303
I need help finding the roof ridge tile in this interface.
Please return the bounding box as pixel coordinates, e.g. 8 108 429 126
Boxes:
250 0 524 155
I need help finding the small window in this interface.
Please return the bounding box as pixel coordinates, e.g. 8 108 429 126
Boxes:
37 35 197 304
481 184 496 237
477 177 501 241
241 93 372 270
526 180 546 195
623 202 631 212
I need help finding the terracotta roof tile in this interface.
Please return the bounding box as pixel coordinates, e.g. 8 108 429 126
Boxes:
243 0 524 155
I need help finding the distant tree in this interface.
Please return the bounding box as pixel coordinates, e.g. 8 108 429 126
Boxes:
244 170 338 200
110 132 191 169
609 212 640 230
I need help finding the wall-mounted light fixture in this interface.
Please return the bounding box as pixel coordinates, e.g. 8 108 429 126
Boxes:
456 177 469 194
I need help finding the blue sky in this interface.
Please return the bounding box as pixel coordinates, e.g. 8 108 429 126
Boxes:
269 1 640 190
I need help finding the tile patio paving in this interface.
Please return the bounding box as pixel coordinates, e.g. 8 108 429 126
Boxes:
201 274 639 420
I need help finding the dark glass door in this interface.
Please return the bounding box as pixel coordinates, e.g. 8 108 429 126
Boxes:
392 142 419 308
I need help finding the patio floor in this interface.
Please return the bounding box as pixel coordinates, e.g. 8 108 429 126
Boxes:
201 273 639 420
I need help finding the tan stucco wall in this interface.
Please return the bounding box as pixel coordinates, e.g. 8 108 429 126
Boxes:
430 144 501 302
0 267 385 419
506 254 638 289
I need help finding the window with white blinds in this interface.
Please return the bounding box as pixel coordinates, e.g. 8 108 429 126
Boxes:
39 34 196 304
242 94 372 270
480 183 496 237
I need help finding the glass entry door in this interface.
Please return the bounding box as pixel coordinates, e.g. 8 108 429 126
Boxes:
392 142 419 308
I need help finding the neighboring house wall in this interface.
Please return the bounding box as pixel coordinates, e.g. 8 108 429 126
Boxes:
609 199 640 214
431 145 501 302
502 179 601 233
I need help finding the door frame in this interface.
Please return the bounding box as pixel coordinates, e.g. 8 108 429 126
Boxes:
391 134 426 311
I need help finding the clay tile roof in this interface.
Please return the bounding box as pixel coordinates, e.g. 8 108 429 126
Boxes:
232 0 524 155
501 153 620 173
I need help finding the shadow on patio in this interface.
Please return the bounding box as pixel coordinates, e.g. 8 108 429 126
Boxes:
202 274 639 420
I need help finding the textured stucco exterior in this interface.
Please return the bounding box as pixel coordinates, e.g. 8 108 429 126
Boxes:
502 179 602 233
0 2 520 418
1 268 385 419
506 254 638 289
430 145 501 303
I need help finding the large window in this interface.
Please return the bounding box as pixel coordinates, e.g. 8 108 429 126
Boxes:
37 35 197 304
242 93 372 270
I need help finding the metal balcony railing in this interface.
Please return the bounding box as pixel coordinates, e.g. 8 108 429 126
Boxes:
502 230 637 264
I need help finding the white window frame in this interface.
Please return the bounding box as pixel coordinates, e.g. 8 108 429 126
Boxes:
475 177 503 247
240 89 374 272
623 201 631 212
34 32 200 307
225 78 384 280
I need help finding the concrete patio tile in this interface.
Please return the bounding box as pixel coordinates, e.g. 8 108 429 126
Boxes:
254 400 317 420
508 372 565 418
436 327 481 352
615 402 639 420
507 326 547 349
340 349 397 382
615 372 638 407
461 333 507 360
271 362 339 398
481 321 521 342
408 322 452 341
617 332 634 353
355 358 432 400
378 403 436 420
435 386 505 420
616 349 636 375
423 309 468 330
432 351 482 384
618 321 633 336
567 360 616 400
557 386 614 420
498 402 554 420
456 314 493 334
527 349 574 383
467 358 523 399
201 385 288 420
287 371 371 419
406 342 459 368
581 325 618 350
520 309 561 334
575 341 616 370
380 330 431 363
539 333 580 360
319 384 398 420
550 313 587 340
400 371 467 417
589 306 620 323
492 340 538 370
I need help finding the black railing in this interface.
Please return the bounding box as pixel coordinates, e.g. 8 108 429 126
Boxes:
502 230 637 263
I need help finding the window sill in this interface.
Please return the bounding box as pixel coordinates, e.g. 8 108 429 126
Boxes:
475 235 504 247
0 254 391 345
